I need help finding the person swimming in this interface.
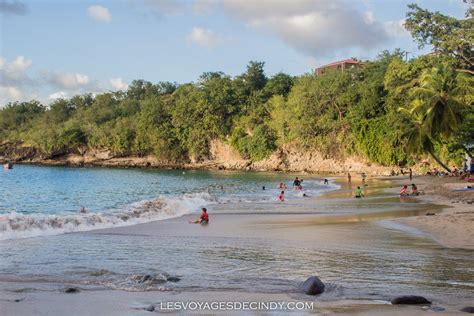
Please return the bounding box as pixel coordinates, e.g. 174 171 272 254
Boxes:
190 207 209 225
79 206 87 214
411 184 419 196
278 182 287 189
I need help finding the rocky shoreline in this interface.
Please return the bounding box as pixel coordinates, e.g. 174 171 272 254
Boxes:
1 140 399 175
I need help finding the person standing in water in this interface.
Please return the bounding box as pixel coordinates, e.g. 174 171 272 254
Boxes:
409 168 413 181
347 172 351 183
293 177 302 190
354 186 364 198
278 191 285 202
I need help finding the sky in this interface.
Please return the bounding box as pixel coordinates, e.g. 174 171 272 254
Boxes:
0 0 470 105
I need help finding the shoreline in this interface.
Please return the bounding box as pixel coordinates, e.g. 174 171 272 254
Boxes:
383 176 474 250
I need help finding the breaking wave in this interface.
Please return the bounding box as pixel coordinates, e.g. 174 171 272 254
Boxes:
0 192 216 241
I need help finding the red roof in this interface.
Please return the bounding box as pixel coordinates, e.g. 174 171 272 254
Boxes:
317 59 361 69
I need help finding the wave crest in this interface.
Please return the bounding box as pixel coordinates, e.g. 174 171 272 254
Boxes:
0 192 215 240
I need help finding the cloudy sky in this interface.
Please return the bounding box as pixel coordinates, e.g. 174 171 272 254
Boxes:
0 0 470 105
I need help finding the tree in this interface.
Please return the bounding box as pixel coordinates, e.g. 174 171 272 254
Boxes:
405 4 473 74
398 63 472 171
409 64 470 139
399 108 450 171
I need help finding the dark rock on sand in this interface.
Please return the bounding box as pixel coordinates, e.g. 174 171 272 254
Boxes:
64 287 80 294
300 276 325 295
461 306 474 313
391 295 431 305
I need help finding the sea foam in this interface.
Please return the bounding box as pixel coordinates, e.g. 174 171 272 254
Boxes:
0 192 215 241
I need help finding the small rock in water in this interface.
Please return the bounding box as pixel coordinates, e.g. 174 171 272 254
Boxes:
461 306 474 313
167 276 180 283
300 276 325 295
430 306 446 312
64 287 80 294
144 305 155 312
391 295 431 305
426 212 436 216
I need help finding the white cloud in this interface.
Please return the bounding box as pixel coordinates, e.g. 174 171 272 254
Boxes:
187 27 221 49
87 5 112 23
0 86 22 103
364 11 375 25
110 77 128 90
384 19 410 38
46 72 90 89
221 0 390 58
49 91 68 100
0 55 33 85
0 56 34 105
0 55 108 106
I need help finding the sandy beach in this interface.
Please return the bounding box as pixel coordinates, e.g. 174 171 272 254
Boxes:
389 175 474 250
1 175 473 315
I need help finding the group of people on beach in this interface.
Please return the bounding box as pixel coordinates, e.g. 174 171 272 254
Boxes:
426 162 473 182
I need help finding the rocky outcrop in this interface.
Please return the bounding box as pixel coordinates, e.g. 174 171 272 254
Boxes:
1 140 398 175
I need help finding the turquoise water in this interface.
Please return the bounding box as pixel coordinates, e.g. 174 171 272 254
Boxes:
0 165 336 239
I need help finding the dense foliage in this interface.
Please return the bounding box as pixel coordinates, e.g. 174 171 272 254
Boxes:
1 5 472 169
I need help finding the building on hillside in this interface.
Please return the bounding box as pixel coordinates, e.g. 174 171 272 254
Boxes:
315 59 363 76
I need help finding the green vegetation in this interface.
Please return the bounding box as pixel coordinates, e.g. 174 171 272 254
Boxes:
1 5 472 169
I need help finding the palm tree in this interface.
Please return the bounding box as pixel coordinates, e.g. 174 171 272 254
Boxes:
399 108 451 171
410 64 469 138
398 63 471 171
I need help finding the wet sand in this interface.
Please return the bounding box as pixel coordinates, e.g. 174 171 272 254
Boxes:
1 177 473 315
387 176 474 249
0 287 437 316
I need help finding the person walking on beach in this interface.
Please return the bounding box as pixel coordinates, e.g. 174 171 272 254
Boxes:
190 207 209 225
354 186 363 198
409 168 413 181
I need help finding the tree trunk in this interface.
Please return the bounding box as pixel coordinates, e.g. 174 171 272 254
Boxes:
428 149 450 172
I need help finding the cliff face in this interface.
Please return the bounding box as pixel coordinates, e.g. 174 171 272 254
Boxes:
0 140 395 175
